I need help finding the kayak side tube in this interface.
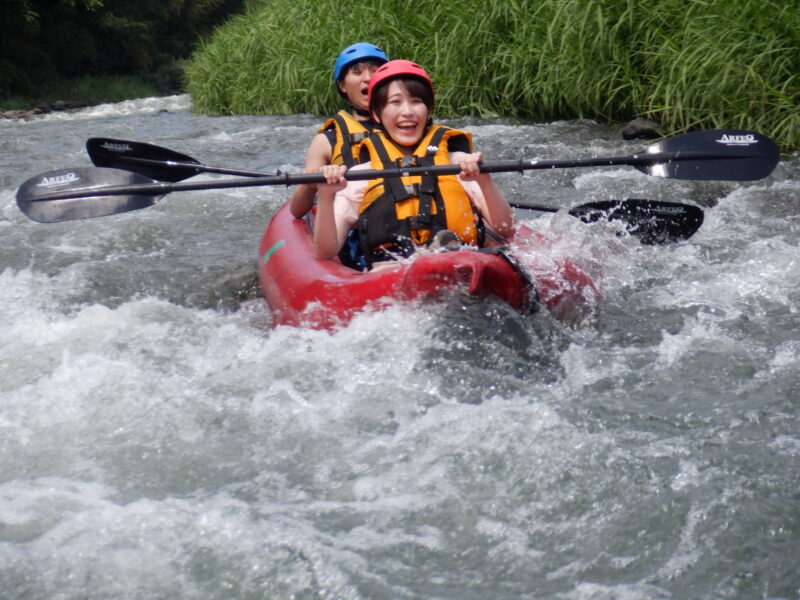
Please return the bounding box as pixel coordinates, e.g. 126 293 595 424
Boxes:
258 203 535 329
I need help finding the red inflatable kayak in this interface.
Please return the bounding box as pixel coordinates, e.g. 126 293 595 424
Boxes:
258 202 597 329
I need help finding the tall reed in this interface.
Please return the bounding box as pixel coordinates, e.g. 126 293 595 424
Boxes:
186 0 799 150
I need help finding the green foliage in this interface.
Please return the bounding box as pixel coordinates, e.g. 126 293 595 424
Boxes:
0 0 246 99
186 0 800 150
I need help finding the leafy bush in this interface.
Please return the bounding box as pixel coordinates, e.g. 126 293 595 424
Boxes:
186 0 800 150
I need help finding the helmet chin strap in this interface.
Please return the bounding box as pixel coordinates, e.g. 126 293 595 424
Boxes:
351 105 371 118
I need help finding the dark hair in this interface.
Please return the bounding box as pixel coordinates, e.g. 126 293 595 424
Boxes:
369 77 434 120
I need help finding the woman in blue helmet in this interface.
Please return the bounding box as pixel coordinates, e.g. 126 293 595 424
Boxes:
289 42 388 218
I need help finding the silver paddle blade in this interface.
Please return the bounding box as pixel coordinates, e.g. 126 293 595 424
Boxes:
16 167 162 223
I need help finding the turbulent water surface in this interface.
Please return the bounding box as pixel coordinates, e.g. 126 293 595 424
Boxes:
1 96 799 599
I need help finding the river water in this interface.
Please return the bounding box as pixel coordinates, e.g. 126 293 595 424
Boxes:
1 96 799 599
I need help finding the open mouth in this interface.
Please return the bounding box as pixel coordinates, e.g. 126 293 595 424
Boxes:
396 122 418 134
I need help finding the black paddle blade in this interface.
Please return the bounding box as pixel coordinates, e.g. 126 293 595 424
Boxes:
17 167 161 223
87 137 202 182
639 129 779 181
568 199 704 244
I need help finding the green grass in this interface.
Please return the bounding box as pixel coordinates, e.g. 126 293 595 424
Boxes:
186 0 796 151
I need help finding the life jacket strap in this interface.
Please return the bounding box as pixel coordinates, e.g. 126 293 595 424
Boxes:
331 113 373 168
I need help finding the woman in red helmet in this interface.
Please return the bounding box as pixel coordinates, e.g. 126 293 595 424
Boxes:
289 43 389 219
314 60 514 268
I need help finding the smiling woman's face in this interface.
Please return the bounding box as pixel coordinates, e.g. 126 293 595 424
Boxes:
374 80 430 149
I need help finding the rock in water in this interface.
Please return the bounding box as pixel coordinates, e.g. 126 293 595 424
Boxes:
622 117 663 140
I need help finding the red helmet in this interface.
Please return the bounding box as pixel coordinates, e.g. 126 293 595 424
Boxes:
367 59 434 113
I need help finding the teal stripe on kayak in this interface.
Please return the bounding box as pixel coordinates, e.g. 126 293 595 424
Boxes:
261 239 286 265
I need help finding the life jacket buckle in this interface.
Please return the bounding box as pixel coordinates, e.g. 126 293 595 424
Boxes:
395 156 420 168
408 214 432 228
349 132 369 143
399 182 435 199
402 183 421 197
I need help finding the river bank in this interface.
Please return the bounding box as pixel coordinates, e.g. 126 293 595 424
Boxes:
0 99 96 120
0 72 179 120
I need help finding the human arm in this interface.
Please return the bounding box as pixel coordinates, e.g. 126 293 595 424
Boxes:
457 152 515 238
313 164 351 259
289 133 333 218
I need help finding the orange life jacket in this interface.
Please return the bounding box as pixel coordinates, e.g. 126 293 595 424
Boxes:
356 125 482 263
318 110 374 167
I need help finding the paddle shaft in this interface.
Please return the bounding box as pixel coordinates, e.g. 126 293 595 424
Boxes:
27 150 757 203
106 154 273 178
22 128 776 238
101 163 567 213
18 169 705 242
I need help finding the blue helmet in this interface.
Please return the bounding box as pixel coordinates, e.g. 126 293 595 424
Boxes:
333 42 389 83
